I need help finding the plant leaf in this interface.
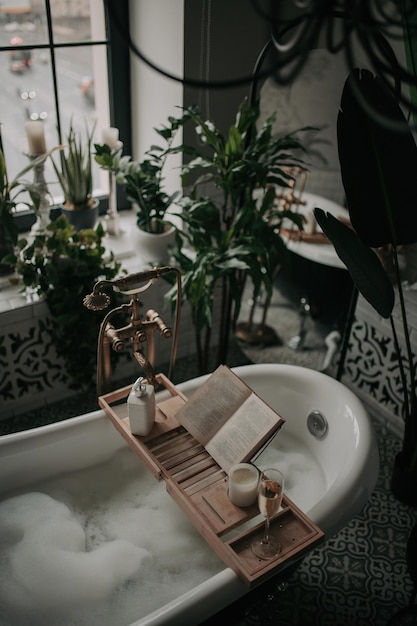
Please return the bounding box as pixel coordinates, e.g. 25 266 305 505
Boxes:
338 68 417 247
314 208 395 318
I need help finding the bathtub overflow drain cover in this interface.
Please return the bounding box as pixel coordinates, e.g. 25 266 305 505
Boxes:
307 410 328 439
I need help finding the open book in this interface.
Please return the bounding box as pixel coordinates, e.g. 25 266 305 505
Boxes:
174 365 285 472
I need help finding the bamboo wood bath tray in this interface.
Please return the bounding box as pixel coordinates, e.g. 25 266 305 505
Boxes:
99 373 324 586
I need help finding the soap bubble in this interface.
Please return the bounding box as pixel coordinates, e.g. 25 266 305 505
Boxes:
0 449 223 626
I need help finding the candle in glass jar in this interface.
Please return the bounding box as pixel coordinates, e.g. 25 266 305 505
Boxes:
101 127 120 150
228 463 259 507
25 121 47 155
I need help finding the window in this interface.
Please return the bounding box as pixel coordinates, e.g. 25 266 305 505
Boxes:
0 0 131 228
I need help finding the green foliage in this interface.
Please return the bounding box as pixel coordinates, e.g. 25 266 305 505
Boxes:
15 217 122 388
179 103 305 210
0 148 46 250
314 209 395 319
0 150 18 250
337 69 417 247
314 69 417 477
165 101 307 371
95 110 194 233
51 120 95 208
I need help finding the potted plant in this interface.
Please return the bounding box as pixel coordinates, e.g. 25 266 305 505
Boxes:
94 111 191 262
14 217 122 389
0 147 47 275
314 69 417 506
51 119 98 230
165 101 306 373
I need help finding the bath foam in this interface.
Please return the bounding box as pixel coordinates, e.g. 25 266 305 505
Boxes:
0 448 223 626
0 492 150 609
256 431 328 512
0 433 327 626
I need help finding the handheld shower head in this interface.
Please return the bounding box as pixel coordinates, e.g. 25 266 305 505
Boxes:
84 267 174 312
83 291 111 311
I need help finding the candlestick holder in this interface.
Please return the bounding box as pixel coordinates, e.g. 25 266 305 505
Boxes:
105 170 121 237
28 154 51 235
104 140 123 238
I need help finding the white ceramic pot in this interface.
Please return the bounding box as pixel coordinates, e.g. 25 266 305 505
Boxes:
131 225 176 264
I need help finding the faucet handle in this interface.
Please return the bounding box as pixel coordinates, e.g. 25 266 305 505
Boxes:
147 309 173 339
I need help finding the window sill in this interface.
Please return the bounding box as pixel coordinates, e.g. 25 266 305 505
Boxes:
0 210 150 319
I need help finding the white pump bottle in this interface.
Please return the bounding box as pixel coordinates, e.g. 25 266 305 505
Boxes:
127 376 155 436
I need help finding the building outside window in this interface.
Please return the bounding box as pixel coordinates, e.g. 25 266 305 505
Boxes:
0 0 129 218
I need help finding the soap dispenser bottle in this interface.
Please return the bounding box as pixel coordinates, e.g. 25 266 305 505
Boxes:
127 376 155 436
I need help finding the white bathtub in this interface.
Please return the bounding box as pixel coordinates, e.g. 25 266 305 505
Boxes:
0 364 379 626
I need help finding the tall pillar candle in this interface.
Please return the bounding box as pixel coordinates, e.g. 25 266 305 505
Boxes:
25 121 46 155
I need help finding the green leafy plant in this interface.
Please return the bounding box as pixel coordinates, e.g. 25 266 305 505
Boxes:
0 149 22 250
314 69 417 501
51 120 95 209
95 110 192 233
0 147 47 272
165 101 307 373
15 217 122 389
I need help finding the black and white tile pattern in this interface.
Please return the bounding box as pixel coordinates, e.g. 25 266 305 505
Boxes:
201 421 417 626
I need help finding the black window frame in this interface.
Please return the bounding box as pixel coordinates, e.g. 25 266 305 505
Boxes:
2 0 131 233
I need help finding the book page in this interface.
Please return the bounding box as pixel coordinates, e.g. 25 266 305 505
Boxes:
175 365 251 445
205 394 285 471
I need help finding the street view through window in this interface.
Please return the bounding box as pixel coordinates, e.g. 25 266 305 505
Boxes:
0 0 109 205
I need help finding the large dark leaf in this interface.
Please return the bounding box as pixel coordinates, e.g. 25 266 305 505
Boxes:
338 68 417 247
314 208 395 319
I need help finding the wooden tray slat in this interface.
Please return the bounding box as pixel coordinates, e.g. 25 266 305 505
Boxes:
99 375 324 586
191 478 259 534
183 468 227 496
176 459 221 489
164 450 211 474
155 436 203 463
146 426 188 451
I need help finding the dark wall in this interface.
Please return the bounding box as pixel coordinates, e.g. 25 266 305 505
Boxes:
183 0 270 139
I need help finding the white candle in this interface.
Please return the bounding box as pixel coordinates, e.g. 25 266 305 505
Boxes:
228 463 259 507
101 127 120 150
25 121 47 155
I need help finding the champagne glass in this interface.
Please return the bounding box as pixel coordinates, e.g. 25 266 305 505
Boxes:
251 468 284 560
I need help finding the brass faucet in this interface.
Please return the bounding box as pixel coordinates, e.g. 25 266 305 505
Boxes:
83 266 182 396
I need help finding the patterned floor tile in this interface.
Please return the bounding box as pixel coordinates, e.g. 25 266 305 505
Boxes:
199 420 416 626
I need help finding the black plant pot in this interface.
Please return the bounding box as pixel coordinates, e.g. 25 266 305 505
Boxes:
391 452 417 507
0 235 15 276
60 198 99 231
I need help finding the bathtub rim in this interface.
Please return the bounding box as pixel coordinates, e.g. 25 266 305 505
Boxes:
0 363 380 626
0 363 380 537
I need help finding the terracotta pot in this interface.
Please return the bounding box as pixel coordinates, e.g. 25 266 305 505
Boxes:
60 198 99 231
131 225 176 264
391 452 417 507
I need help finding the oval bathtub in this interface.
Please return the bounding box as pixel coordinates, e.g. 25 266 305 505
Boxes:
0 364 379 626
